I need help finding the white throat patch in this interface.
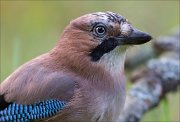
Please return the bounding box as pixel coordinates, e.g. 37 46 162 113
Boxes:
98 46 128 74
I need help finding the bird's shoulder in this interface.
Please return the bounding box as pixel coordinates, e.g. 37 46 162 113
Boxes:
0 54 80 106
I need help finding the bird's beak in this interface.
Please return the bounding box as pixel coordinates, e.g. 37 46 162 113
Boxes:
115 28 152 45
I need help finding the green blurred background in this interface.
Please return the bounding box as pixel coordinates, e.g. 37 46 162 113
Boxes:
0 1 179 122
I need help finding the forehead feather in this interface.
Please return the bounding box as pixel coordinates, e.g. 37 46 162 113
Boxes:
91 12 125 23
71 12 126 28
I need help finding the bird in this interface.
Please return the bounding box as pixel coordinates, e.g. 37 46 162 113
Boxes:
0 11 151 122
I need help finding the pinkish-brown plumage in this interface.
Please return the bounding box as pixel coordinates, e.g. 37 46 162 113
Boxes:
0 11 151 122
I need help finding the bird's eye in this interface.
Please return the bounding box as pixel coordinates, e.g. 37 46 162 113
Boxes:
93 25 106 38
95 26 106 35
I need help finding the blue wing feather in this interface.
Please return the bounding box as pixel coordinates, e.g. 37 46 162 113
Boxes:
0 99 66 122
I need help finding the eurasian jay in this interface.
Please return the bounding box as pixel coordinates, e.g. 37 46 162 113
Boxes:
0 11 151 122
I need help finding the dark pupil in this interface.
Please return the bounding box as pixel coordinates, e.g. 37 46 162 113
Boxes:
96 27 105 34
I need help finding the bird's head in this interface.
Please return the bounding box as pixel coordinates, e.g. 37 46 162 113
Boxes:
53 11 151 76
58 11 151 61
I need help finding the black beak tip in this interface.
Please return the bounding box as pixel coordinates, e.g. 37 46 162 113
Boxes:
134 32 152 45
143 33 152 43
148 35 152 40
129 29 152 45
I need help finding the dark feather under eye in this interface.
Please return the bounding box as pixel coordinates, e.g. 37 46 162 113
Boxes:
89 38 119 61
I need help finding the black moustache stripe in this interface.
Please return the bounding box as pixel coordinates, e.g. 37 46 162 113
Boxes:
89 38 118 61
